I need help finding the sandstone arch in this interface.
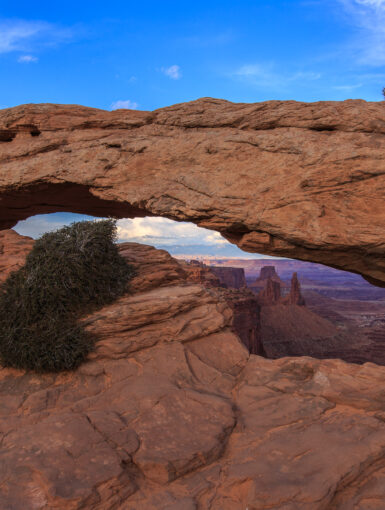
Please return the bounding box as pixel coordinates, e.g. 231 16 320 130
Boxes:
0 98 384 285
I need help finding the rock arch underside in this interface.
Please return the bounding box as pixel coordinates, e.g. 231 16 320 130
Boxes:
2 99 385 510
0 97 384 285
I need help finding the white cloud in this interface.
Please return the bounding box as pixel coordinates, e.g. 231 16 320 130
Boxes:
110 99 139 110
0 19 72 54
116 217 227 247
332 83 363 90
12 214 279 258
233 62 321 89
162 65 182 80
17 54 38 63
355 0 385 6
338 0 385 65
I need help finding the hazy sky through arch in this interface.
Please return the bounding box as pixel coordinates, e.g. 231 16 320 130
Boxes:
13 213 279 259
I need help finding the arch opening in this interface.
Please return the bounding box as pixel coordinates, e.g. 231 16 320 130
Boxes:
10 212 385 368
0 181 383 288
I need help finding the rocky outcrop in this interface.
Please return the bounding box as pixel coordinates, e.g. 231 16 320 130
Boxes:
0 98 385 285
252 266 306 308
180 260 223 287
182 260 261 354
250 265 287 293
257 276 282 305
282 271 306 306
0 229 33 282
0 239 249 509
209 266 246 289
212 287 263 355
2 234 385 508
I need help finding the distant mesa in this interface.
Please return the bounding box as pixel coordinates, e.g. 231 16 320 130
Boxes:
249 265 288 293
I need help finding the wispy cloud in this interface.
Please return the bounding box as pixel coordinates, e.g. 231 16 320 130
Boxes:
332 83 363 90
0 19 73 55
110 99 139 110
232 62 321 89
161 64 182 80
17 54 38 63
338 0 385 65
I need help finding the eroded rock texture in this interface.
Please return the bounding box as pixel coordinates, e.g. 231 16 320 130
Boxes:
0 98 384 285
1 234 385 509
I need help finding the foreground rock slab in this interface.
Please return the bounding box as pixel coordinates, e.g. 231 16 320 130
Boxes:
1 236 385 509
0 98 385 284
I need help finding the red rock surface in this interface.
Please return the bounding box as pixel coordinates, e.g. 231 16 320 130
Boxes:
1 234 385 508
0 229 33 282
0 98 384 285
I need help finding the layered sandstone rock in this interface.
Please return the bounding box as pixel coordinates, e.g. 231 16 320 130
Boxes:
1 234 385 508
0 98 384 285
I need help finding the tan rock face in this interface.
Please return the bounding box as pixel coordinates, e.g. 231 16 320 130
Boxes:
2 233 385 509
0 229 33 282
0 98 384 285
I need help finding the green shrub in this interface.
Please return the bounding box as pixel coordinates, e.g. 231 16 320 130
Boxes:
0 219 135 372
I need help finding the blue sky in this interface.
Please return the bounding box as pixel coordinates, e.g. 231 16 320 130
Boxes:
4 0 385 256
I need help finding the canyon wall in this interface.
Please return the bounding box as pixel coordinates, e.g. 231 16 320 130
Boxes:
0 98 384 285
209 266 247 289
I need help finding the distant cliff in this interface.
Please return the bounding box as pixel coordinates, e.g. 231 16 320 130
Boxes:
209 266 246 289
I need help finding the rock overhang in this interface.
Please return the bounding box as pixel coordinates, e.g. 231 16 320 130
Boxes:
0 97 384 285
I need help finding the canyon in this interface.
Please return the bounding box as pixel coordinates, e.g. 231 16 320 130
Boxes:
199 256 385 365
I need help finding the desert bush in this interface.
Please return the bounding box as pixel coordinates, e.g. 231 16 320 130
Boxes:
0 219 134 372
